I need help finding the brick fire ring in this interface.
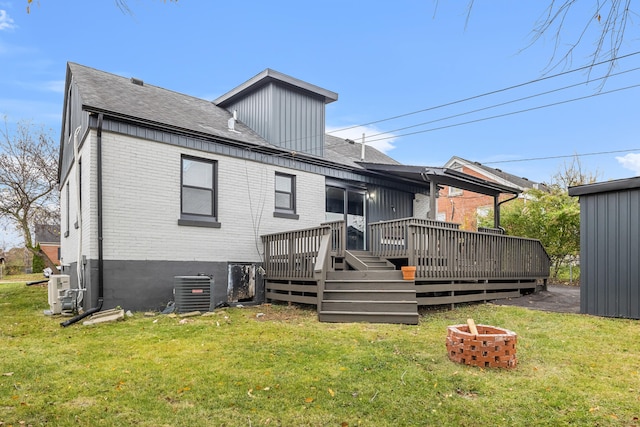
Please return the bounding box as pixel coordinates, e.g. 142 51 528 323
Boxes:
446 324 517 369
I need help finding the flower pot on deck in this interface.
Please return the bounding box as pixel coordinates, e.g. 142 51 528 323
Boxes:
401 266 416 280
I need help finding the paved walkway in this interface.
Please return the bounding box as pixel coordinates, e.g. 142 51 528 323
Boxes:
490 284 580 313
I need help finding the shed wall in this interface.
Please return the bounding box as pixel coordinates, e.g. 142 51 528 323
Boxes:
580 188 640 318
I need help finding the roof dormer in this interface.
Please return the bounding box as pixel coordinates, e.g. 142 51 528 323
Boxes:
214 69 338 157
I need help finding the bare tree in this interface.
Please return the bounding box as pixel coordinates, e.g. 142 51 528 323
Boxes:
551 154 601 189
455 1 638 82
26 0 178 14
530 1 635 80
0 119 59 270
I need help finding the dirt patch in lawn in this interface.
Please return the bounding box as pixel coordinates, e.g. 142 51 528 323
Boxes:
490 284 580 314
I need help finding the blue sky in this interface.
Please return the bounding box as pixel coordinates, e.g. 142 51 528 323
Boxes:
1 1 640 248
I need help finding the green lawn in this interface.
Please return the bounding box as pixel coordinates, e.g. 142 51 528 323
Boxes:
1 281 639 426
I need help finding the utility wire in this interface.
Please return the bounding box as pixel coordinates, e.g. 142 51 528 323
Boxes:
363 66 640 139
327 50 640 135
277 51 640 150
484 148 640 165
263 51 640 165
363 82 640 143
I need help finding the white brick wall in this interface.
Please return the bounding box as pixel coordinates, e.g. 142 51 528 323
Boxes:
91 132 326 261
60 132 97 266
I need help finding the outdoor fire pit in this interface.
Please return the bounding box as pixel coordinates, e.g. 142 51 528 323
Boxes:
446 319 517 369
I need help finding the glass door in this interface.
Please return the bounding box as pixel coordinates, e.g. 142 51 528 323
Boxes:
347 191 365 250
325 186 366 250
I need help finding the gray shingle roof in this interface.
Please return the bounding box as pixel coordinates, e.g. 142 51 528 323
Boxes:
323 134 400 168
35 224 60 244
68 62 269 147
68 63 398 169
448 156 546 191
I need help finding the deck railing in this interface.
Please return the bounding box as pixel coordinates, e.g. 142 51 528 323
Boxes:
323 220 346 257
369 218 550 279
262 218 550 280
261 225 332 280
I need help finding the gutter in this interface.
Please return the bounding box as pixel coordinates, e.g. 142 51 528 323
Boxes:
87 108 364 173
61 113 105 326
495 193 520 229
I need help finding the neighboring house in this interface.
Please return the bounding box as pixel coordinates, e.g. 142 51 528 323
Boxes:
35 224 61 265
440 156 547 230
569 177 640 319
2 247 31 275
58 64 547 317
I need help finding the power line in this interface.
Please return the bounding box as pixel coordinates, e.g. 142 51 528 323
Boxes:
483 148 640 165
363 66 640 139
327 50 640 135
269 51 640 166
363 82 640 143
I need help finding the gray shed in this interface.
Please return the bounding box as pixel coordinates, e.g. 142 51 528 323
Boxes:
569 176 640 319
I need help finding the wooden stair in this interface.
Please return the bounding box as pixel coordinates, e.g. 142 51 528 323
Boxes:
344 250 395 271
318 270 419 325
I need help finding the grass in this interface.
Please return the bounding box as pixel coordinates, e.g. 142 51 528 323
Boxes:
1 282 639 426
0 272 43 283
554 264 581 285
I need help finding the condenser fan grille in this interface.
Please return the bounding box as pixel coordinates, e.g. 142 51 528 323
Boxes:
173 276 214 313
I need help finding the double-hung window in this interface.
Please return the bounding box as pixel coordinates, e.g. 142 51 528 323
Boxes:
179 155 220 228
274 172 298 219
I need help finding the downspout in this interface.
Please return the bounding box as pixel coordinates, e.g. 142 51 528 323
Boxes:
495 193 519 229
62 113 105 326
73 126 84 308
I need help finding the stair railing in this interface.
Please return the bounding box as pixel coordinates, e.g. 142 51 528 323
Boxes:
313 231 332 313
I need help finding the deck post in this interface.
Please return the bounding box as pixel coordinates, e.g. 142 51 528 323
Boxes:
429 181 438 220
314 231 331 314
407 221 416 268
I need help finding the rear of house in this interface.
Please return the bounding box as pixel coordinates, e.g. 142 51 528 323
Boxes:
58 64 549 318
58 65 423 312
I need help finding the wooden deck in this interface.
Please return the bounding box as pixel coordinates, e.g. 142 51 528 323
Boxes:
261 218 550 324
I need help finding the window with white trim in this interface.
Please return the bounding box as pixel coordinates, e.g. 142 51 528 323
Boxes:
449 162 463 196
449 186 463 196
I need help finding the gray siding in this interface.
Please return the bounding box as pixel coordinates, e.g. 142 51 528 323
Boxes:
226 82 325 156
580 187 640 318
63 259 265 312
93 117 404 189
59 78 90 186
367 185 415 223
228 83 273 143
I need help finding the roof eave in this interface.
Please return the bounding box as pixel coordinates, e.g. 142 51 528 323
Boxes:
214 68 338 106
358 162 522 196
